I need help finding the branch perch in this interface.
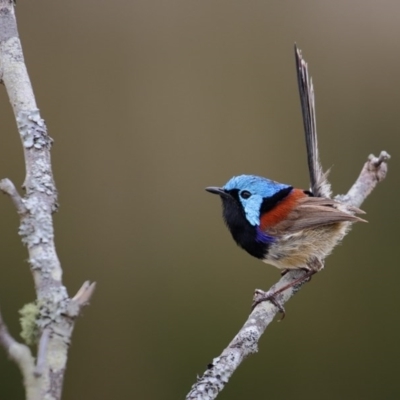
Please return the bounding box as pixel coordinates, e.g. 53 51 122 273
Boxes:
186 47 390 400
0 1 95 399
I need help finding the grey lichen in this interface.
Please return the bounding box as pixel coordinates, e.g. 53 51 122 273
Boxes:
37 290 70 329
16 109 50 150
18 197 54 247
30 157 56 196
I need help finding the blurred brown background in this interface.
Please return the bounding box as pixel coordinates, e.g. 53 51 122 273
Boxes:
0 1 399 399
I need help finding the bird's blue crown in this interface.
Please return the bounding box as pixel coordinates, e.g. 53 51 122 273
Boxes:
223 175 291 226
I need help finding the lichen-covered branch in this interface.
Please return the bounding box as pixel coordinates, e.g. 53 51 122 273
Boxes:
186 152 389 400
0 1 95 399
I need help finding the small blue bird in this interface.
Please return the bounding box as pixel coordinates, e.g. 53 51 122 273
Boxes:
206 46 366 312
206 175 364 274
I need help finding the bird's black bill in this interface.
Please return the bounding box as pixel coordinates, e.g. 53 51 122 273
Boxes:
205 186 230 198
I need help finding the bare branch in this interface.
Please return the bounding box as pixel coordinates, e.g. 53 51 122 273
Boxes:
0 309 39 400
186 271 307 400
72 281 97 306
0 308 31 364
34 328 50 377
0 178 26 214
67 281 97 318
336 151 390 208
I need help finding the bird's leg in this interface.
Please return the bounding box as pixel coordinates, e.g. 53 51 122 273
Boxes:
272 268 316 296
251 269 317 319
281 266 311 277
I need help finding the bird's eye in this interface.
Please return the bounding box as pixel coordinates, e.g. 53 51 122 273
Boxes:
240 190 251 199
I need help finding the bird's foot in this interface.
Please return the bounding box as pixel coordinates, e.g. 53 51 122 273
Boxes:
251 269 317 320
252 289 286 320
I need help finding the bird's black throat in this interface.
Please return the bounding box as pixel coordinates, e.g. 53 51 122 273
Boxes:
220 190 269 259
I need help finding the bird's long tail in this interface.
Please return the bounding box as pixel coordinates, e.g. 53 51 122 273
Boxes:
295 45 331 199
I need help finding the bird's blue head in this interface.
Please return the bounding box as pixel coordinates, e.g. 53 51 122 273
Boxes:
206 175 293 259
220 175 291 226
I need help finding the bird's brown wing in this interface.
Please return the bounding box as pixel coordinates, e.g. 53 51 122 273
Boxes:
267 196 366 234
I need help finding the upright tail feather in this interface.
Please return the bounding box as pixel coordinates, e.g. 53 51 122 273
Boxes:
295 45 331 199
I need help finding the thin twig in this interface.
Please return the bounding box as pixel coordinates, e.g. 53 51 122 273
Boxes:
0 308 29 361
72 281 97 306
0 309 38 398
34 328 50 377
336 151 390 208
67 281 97 318
0 178 26 214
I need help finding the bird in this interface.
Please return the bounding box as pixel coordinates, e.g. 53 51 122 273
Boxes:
205 176 365 274
205 46 366 314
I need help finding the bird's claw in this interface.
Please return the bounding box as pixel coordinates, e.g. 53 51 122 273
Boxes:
252 289 286 321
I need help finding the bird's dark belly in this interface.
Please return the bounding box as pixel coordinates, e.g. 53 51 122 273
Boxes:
222 198 272 260
229 223 270 260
